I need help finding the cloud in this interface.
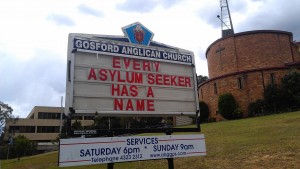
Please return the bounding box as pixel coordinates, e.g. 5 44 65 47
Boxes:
198 0 300 41
234 0 300 41
47 13 76 26
198 0 248 29
116 0 157 13
197 48 208 61
116 0 182 13
197 1 219 29
0 49 66 117
160 0 182 8
78 4 104 17
229 0 248 13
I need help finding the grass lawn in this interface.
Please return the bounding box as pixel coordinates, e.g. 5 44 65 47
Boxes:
1 111 300 169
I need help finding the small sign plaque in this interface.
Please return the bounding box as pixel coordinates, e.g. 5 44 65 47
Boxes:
73 130 97 135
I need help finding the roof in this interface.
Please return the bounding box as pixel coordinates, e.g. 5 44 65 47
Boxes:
205 30 293 57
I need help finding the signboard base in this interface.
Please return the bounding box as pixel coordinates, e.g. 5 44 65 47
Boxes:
62 115 202 169
62 118 202 169
59 131 205 169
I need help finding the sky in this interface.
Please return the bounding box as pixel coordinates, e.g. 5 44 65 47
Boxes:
1 0 300 118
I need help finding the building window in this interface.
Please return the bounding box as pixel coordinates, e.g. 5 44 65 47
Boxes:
214 83 218 94
270 73 276 85
37 126 60 133
38 112 62 119
9 126 35 133
84 116 94 120
72 116 83 120
237 77 243 89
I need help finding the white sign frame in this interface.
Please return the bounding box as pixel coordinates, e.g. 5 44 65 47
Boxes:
65 33 199 116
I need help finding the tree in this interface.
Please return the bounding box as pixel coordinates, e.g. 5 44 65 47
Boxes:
14 135 36 158
197 75 208 86
0 101 16 135
72 120 83 130
92 116 109 129
54 120 69 143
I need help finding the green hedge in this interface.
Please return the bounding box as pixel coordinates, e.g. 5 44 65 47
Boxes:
218 93 242 120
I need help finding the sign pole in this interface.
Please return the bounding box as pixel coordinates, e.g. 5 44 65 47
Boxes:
6 145 9 160
107 130 114 169
167 158 174 169
107 163 114 169
166 129 174 169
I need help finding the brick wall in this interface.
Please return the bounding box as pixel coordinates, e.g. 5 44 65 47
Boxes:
199 69 291 120
292 43 300 61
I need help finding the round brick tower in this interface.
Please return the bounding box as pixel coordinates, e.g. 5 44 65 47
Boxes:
199 30 300 120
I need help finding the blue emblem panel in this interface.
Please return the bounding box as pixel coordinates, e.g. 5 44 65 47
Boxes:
122 22 154 46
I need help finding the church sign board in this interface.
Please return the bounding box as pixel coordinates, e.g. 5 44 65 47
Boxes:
65 22 199 116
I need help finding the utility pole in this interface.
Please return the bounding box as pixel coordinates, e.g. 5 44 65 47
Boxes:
59 96 63 134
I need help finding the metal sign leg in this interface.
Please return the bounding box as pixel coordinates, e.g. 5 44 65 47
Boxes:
107 163 114 169
107 131 114 169
167 158 174 169
166 129 174 169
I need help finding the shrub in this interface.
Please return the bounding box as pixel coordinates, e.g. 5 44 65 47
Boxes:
248 99 265 117
218 93 239 120
0 135 37 159
233 108 244 119
199 101 209 122
0 146 18 159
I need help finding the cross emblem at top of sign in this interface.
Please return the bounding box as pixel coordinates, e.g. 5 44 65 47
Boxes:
122 22 154 46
